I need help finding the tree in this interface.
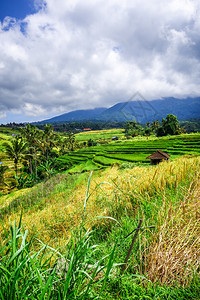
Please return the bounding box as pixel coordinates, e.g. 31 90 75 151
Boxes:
87 139 97 147
157 114 182 137
66 131 76 151
39 124 58 161
124 121 144 138
150 120 160 132
3 136 27 176
20 123 40 176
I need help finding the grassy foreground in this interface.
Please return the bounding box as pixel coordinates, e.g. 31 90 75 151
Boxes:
0 155 200 299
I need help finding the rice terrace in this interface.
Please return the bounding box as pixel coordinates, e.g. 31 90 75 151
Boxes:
2 0 200 298
0 118 200 299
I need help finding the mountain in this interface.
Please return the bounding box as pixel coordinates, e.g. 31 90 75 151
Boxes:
41 107 106 123
40 97 200 124
97 97 200 123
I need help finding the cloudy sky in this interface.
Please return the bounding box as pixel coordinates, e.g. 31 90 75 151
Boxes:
0 0 200 123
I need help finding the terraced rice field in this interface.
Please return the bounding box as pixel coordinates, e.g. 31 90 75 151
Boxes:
75 128 124 141
57 133 200 172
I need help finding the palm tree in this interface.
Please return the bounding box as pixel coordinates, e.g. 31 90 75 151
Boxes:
3 136 27 176
150 120 160 132
66 131 76 151
20 124 40 176
57 136 66 155
39 124 57 161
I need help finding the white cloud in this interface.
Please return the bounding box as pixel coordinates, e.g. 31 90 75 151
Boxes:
0 111 6 119
0 0 200 122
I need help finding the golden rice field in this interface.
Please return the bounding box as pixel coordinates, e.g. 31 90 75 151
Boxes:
1 155 199 285
75 128 125 141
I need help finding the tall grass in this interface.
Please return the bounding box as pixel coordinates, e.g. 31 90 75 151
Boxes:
146 175 200 285
0 213 57 299
0 176 119 299
0 156 200 297
1 218 198 299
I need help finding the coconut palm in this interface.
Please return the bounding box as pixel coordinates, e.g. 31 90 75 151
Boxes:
39 124 58 161
66 131 76 151
20 124 40 176
150 120 160 132
3 136 27 176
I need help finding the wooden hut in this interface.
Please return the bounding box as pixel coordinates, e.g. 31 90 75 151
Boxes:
146 150 170 165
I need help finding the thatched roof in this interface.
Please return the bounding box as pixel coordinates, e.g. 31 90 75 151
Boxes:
146 150 170 160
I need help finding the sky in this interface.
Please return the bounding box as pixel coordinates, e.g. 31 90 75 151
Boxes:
0 0 200 124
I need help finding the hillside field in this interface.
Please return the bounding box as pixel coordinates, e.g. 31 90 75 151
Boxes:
57 132 200 173
75 128 125 142
0 155 199 299
0 129 200 299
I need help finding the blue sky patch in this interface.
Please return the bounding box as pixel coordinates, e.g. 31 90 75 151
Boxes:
0 0 37 22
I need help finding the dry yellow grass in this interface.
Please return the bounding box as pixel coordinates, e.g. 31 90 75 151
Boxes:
2 158 197 229
146 178 200 285
0 156 199 285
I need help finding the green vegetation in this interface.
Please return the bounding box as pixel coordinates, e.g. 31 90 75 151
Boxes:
0 118 200 298
157 114 183 136
0 119 200 190
56 133 200 173
3 136 27 176
41 121 126 132
1 121 200 190
180 118 200 133
0 130 16 153
76 129 124 142
0 212 120 299
124 114 184 138
124 121 145 137
1 124 72 192
0 156 199 299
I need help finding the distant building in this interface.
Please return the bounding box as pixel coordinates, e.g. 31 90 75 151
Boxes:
83 128 91 131
146 150 170 165
112 136 119 140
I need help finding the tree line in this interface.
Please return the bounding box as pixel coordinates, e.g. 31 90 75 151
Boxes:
1 124 78 191
124 114 185 138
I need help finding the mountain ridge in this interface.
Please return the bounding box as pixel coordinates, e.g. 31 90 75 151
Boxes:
39 97 200 124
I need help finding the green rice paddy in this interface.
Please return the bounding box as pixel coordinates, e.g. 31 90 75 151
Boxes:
57 133 200 173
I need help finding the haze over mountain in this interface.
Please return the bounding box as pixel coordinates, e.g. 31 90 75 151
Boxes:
40 97 200 124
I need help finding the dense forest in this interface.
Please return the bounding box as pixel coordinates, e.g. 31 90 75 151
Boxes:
2 117 200 133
